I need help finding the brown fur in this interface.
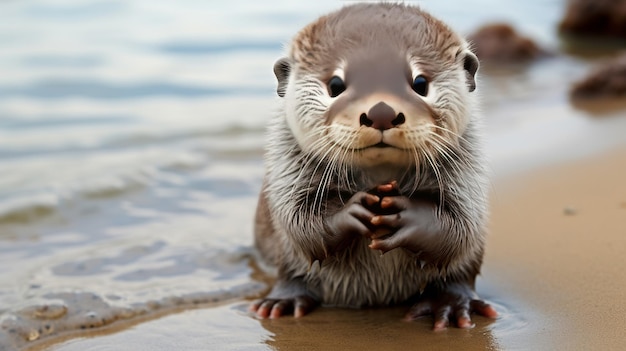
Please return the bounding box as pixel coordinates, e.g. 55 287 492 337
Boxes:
290 4 465 81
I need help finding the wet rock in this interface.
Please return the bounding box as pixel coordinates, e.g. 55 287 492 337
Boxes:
559 0 626 38
0 282 266 349
26 329 40 341
467 23 545 64
19 303 68 320
570 53 626 100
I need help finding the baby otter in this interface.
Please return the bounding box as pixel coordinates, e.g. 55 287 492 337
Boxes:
251 3 497 330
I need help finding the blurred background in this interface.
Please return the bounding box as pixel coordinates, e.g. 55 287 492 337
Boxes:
1 0 625 349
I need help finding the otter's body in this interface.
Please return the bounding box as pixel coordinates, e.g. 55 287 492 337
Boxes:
252 3 497 329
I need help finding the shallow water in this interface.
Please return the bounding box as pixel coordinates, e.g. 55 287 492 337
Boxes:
1 0 626 350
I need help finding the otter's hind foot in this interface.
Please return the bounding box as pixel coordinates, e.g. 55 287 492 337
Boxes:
405 282 498 331
249 278 319 319
250 295 318 319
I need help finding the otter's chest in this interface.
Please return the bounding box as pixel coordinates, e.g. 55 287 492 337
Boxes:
306 241 432 307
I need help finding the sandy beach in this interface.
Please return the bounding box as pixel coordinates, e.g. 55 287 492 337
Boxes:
485 146 626 350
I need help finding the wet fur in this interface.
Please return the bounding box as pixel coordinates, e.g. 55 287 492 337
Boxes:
255 3 488 308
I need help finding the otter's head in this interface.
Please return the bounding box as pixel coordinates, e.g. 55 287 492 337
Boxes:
274 3 479 168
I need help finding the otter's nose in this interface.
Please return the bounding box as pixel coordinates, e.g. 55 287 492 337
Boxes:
359 102 405 130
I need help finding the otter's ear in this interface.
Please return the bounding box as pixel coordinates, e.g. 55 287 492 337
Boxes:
273 57 291 97
463 51 479 92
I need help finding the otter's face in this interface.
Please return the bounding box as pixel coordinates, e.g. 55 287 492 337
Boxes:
273 4 479 168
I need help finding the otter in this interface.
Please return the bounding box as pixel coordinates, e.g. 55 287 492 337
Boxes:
250 3 497 330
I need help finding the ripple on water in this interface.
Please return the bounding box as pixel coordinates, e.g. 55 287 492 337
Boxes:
0 173 149 227
0 79 271 99
0 194 59 225
479 298 532 350
0 151 214 227
0 157 265 349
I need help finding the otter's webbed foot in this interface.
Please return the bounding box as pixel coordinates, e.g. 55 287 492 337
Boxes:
249 279 319 319
405 282 497 330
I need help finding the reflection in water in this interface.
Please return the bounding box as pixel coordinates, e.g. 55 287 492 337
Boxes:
259 307 500 350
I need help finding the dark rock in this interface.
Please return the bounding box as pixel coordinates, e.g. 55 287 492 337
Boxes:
467 23 545 64
571 53 626 100
559 0 626 38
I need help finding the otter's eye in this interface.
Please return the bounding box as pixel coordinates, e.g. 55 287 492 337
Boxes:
412 75 428 97
328 76 346 97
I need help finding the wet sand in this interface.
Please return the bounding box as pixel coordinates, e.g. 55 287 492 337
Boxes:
485 146 626 350
36 145 626 350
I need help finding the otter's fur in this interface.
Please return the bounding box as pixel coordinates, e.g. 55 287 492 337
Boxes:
253 3 494 325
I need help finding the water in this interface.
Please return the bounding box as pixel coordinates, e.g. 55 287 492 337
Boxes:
1 0 626 350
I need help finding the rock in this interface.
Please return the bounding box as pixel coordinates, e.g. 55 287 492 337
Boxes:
559 0 626 38
571 53 626 100
467 23 545 64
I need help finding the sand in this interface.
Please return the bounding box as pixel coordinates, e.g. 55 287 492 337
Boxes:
484 146 626 350
35 145 626 351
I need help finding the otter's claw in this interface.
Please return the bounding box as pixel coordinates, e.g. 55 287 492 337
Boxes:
250 295 318 319
405 283 497 330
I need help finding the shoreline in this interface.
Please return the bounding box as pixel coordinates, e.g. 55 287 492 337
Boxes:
43 143 626 350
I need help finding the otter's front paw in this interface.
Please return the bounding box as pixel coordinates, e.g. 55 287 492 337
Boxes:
405 282 497 330
323 191 380 253
367 194 441 255
364 181 441 255
250 295 318 319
